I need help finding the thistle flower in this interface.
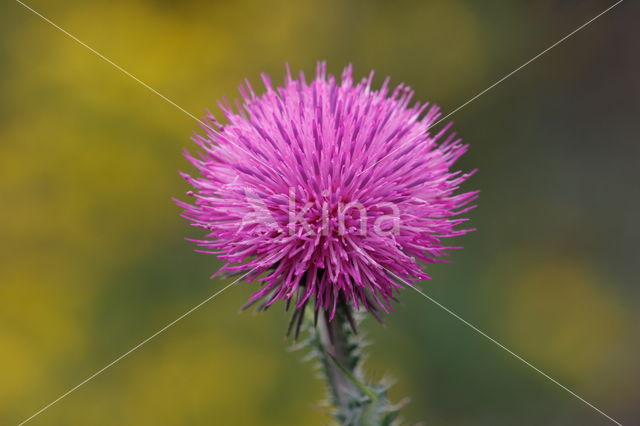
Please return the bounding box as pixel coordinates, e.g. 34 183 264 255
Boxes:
178 62 477 321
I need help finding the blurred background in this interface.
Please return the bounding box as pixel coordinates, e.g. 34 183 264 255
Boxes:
1 0 638 424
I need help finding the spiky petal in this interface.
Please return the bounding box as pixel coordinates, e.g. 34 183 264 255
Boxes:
178 63 477 318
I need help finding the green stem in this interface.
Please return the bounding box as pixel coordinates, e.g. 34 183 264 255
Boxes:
317 308 363 412
300 306 405 426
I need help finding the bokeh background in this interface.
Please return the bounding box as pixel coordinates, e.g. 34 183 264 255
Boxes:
1 0 638 425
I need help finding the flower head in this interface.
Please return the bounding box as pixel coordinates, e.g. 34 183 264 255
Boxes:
178 63 477 320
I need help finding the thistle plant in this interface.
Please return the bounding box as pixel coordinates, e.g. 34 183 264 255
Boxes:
178 63 476 424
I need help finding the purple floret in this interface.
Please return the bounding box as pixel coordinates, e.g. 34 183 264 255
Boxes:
178 62 477 319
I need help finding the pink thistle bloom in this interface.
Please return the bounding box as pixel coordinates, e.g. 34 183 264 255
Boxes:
178 63 477 320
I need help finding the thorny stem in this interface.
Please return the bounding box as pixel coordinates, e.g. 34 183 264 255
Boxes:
317 307 362 413
298 304 405 426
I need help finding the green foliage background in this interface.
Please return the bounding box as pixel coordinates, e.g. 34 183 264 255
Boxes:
1 1 638 424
